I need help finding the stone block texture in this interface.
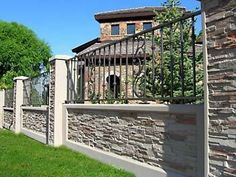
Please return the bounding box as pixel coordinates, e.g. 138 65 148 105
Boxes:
22 109 47 135
12 82 16 129
203 0 236 176
100 21 158 41
67 108 198 177
49 61 55 144
3 109 13 128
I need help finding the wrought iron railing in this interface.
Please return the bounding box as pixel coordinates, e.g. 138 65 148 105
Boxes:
4 88 14 107
67 10 203 104
23 72 49 106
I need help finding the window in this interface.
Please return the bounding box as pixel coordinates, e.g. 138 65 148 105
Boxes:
106 75 120 98
143 22 152 31
111 24 119 35
127 23 135 35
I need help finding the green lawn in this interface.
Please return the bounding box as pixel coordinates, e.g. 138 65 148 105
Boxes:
0 130 135 177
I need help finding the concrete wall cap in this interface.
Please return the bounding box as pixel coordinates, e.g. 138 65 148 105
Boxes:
13 76 29 81
49 55 73 62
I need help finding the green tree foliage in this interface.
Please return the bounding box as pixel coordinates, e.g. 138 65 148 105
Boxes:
138 0 203 103
0 21 52 89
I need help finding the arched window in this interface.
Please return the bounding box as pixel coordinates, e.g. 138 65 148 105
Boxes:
106 75 120 98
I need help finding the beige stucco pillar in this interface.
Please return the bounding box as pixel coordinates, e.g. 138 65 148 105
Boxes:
48 55 72 147
0 90 5 129
13 76 28 134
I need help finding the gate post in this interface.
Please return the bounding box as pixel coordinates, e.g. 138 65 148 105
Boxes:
201 0 236 176
13 76 28 134
48 55 71 147
0 90 5 129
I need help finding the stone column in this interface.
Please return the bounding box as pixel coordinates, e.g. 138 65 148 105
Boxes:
201 0 236 176
0 90 5 129
48 55 71 147
13 76 28 134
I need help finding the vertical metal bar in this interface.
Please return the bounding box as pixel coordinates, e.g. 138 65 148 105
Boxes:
180 20 185 99
103 48 106 99
73 57 76 102
151 30 155 96
143 33 147 98
160 27 164 98
80 55 83 102
93 52 96 100
113 44 117 99
192 16 196 97
132 37 135 98
98 49 101 101
66 60 69 103
70 59 73 103
119 42 122 97
87 53 90 100
76 56 79 102
108 45 111 98
170 24 174 99
125 39 129 102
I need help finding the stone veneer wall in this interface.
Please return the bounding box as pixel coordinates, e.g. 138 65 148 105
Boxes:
12 82 16 129
67 108 200 177
100 20 158 41
203 0 236 176
3 109 14 127
49 61 55 144
22 109 47 135
84 65 136 102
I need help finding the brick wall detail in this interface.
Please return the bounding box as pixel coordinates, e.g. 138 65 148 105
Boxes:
203 0 236 176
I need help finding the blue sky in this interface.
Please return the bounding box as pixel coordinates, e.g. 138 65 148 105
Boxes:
0 0 201 56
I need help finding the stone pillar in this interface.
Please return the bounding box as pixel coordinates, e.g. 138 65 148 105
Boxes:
0 90 5 128
49 55 71 147
201 0 236 176
13 76 28 134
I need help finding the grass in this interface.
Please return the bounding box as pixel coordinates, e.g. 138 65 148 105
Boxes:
0 130 135 177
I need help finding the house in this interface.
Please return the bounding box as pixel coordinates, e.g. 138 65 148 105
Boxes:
70 7 167 102
72 7 164 54
68 7 201 103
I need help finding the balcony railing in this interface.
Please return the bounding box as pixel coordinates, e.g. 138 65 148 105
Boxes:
66 10 203 104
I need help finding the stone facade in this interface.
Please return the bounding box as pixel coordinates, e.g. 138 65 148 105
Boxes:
49 61 55 144
67 108 199 177
12 82 16 129
84 65 138 102
100 20 157 41
3 109 13 128
203 0 236 176
22 109 48 135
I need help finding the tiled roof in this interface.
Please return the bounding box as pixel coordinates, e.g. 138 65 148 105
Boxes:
95 7 164 16
77 40 153 56
75 39 202 59
95 6 166 22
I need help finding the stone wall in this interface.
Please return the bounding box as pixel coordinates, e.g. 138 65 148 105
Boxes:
49 61 55 144
22 109 48 135
12 81 16 129
84 65 136 103
67 107 202 177
203 0 236 176
3 109 14 128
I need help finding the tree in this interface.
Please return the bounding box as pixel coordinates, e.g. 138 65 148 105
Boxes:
0 21 52 89
136 0 203 103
